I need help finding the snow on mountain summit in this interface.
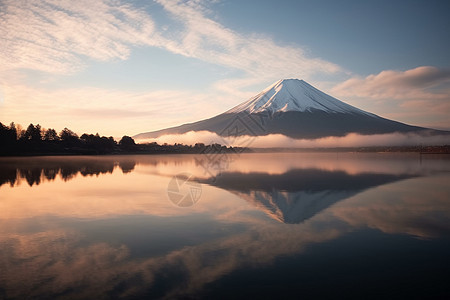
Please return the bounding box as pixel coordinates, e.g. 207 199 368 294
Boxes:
227 79 372 115
134 78 437 140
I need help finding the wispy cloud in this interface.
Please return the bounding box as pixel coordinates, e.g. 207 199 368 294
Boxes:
1 0 340 81
156 0 342 90
0 0 167 74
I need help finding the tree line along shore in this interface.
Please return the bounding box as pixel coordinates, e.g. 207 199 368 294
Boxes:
0 122 244 156
1 122 449 155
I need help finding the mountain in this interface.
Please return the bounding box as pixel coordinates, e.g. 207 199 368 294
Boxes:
226 78 371 115
134 79 444 140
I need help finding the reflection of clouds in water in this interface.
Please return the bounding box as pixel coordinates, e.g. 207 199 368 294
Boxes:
1 154 450 298
0 230 130 299
1 174 449 298
0 220 345 299
330 175 450 238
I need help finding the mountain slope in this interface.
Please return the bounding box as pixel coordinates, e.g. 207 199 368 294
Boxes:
134 79 443 140
227 79 372 115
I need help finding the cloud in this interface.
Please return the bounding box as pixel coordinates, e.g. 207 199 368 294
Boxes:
330 66 450 130
332 66 450 100
0 0 341 82
155 0 341 88
331 176 450 239
0 0 167 74
136 131 450 148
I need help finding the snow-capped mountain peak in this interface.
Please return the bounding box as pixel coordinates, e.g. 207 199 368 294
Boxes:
134 78 436 140
227 78 371 115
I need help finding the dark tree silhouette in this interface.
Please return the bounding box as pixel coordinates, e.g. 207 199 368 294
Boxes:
119 136 136 150
60 127 77 140
43 128 59 141
1 121 247 155
0 122 17 144
60 127 79 147
80 133 116 153
8 122 17 141
21 123 42 142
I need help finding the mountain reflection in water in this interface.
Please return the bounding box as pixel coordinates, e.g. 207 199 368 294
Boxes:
1 153 449 299
0 154 428 224
199 169 416 223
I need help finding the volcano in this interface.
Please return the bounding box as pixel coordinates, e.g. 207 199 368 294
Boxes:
134 79 443 140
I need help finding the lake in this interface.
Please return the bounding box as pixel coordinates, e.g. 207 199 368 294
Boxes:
1 153 449 299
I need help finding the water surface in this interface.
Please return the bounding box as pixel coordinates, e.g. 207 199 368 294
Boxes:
1 153 449 299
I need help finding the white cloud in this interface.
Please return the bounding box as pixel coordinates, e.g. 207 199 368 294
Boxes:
0 0 169 74
156 0 341 86
332 66 450 100
0 0 341 82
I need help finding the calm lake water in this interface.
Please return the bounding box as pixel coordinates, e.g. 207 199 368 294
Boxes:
1 153 450 299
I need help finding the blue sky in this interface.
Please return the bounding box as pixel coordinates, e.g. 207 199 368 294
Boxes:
1 0 449 137
218 0 450 73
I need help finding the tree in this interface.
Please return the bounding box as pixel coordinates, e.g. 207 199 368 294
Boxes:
22 123 42 142
43 128 59 141
8 122 17 141
80 133 116 153
108 136 116 145
34 124 42 141
0 122 9 146
0 122 17 147
194 143 205 149
80 133 94 143
60 128 78 140
60 127 79 146
102 136 116 150
119 136 136 150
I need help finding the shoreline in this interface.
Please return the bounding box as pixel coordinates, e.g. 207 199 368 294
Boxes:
1 145 450 157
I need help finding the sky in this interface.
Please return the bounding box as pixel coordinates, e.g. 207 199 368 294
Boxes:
1 0 449 138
